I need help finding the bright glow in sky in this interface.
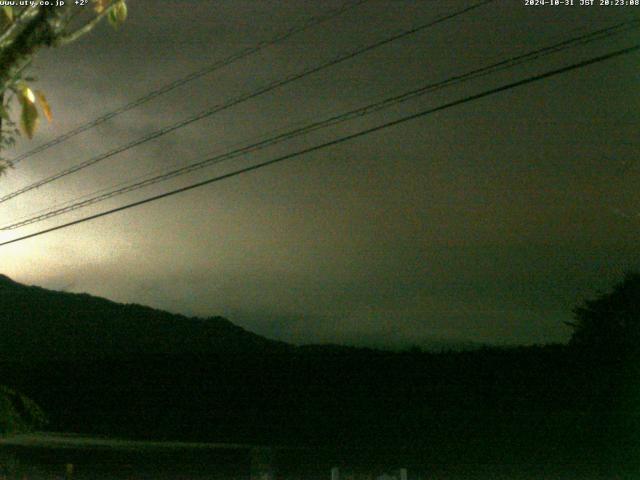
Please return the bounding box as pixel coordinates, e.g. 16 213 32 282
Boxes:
1 0 638 347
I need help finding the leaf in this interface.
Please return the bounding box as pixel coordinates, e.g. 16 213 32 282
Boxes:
35 90 52 122
115 1 127 24
19 98 39 139
107 8 118 27
93 0 110 13
2 6 13 23
18 86 36 105
107 1 127 29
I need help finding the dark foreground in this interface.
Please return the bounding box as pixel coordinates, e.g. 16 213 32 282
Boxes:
3 346 640 479
1 433 638 480
1 275 639 478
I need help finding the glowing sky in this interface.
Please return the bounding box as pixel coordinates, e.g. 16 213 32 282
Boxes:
1 0 638 347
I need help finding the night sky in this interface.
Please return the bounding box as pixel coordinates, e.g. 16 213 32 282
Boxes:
1 0 638 348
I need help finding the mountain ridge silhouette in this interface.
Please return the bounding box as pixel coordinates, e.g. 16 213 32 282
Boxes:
0 273 289 360
0 274 484 359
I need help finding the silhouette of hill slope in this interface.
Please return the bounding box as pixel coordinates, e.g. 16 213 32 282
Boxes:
0 274 289 360
1 273 637 474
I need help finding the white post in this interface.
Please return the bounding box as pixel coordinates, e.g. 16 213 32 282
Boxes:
399 468 408 480
331 466 340 480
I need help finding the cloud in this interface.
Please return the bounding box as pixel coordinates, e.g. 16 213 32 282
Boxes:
2 0 638 347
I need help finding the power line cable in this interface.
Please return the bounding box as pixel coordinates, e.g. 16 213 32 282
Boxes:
2 21 636 229
0 0 495 204
6 0 370 165
1 43 636 247
2 19 637 230
5 18 633 225
2 118 314 223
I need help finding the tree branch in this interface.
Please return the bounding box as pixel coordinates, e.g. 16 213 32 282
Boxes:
0 7 71 95
0 6 41 47
54 1 119 47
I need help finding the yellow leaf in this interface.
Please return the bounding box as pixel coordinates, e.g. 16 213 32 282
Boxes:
107 1 126 29
35 90 52 122
115 1 127 24
19 86 36 105
20 100 39 139
93 0 110 13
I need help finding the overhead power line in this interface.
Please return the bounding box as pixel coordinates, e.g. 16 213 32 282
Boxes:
0 0 495 204
1 44 637 248
2 19 637 231
6 19 639 229
6 0 370 165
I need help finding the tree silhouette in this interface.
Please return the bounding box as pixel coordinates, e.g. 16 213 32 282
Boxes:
565 273 640 475
567 271 640 355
